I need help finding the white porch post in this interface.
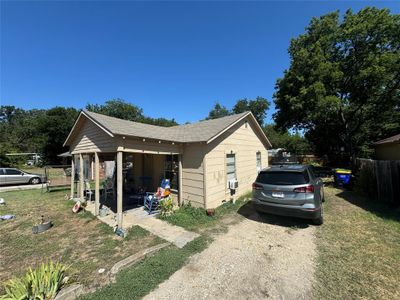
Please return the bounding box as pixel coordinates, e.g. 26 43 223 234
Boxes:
95 152 100 216
178 154 183 206
117 151 123 228
70 155 75 199
79 153 84 201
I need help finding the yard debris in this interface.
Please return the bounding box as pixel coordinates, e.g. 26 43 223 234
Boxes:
72 201 81 213
98 268 106 274
0 198 5 205
99 207 109 217
32 216 53 233
0 214 15 220
114 227 127 238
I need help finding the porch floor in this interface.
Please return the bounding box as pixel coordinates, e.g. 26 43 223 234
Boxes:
85 202 200 248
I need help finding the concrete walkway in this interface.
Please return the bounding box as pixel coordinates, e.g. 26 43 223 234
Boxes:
85 202 199 248
0 184 44 192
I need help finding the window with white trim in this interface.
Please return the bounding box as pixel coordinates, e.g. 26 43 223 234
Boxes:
226 153 236 183
256 151 262 172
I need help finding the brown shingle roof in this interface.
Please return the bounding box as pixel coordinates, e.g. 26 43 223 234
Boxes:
374 133 400 145
83 110 253 143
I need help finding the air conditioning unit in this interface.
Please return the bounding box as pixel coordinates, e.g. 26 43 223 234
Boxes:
228 179 238 190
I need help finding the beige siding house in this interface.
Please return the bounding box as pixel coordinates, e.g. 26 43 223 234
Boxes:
374 134 400 160
64 110 271 228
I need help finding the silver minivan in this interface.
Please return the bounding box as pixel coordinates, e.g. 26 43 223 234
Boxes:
252 164 324 225
0 168 46 186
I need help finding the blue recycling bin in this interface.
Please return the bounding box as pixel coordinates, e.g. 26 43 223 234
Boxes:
334 169 352 187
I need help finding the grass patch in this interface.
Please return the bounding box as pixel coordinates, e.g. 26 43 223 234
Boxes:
0 189 163 292
315 187 400 299
159 192 251 232
125 225 151 241
81 235 211 300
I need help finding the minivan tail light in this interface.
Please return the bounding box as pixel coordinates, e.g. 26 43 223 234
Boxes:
252 183 263 190
293 185 314 193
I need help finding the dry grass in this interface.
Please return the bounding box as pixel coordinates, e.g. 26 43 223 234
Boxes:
0 189 163 291
315 186 400 299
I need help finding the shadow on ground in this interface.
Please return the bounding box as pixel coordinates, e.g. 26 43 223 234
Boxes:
237 201 311 229
335 189 400 223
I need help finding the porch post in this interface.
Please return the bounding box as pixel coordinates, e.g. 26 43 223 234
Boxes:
94 152 100 216
117 151 123 228
178 154 183 206
70 155 75 199
79 153 84 201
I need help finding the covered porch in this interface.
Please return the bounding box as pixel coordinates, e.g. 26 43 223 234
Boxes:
70 147 183 229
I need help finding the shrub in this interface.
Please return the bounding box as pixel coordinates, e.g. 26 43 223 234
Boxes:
1 261 68 300
159 196 174 216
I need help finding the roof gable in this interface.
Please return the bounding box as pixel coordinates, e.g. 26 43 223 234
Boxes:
64 110 272 148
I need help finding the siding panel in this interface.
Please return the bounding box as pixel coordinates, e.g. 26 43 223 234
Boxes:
205 119 269 208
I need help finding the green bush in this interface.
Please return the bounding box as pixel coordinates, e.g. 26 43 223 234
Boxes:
1 261 68 300
159 196 174 216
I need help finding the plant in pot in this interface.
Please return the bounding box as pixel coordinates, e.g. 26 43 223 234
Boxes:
32 215 52 234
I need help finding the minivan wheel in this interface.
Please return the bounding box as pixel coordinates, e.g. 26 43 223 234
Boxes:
30 178 41 185
312 205 324 225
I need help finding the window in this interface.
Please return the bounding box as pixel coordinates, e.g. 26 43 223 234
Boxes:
164 155 179 190
256 171 310 185
256 151 262 172
5 169 22 175
226 153 236 183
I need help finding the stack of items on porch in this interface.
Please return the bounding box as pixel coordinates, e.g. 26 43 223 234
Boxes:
144 179 171 214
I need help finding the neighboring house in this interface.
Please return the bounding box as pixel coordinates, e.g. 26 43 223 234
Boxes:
64 110 271 227
373 134 400 160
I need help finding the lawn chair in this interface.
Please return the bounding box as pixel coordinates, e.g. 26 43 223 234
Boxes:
144 179 170 214
84 180 94 202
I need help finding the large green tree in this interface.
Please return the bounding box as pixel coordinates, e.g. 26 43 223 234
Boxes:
206 97 270 126
263 124 312 154
86 99 144 122
274 7 400 163
86 99 177 127
232 97 270 126
206 103 231 120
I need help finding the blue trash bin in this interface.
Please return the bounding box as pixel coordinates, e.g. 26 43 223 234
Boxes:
334 169 352 187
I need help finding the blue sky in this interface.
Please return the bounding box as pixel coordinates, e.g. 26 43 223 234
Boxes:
1 1 399 124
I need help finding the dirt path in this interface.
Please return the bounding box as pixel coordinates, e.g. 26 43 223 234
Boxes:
145 213 316 300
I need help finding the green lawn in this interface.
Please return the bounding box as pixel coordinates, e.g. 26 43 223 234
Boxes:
0 189 163 292
80 193 251 299
315 186 400 299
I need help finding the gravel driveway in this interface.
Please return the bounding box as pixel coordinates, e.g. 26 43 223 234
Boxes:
145 212 316 300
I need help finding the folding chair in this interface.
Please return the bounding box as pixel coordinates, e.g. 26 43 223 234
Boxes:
144 179 170 214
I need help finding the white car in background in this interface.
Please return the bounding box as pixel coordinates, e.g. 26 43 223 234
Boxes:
0 168 47 186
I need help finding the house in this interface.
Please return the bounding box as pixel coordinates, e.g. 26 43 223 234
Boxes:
64 110 271 228
373 134 400 160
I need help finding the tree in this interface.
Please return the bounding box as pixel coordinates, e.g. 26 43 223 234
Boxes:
273 7 400 163
86 98 178 127
86 99 144 122
206 103 231 120
233 97 270 126
263 124 312 154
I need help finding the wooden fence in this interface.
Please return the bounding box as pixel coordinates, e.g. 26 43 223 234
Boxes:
356 158 400 205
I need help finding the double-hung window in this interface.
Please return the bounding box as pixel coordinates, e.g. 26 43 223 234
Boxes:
256 151 262 172
226 154 236 185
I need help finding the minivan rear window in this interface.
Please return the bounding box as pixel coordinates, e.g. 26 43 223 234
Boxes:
257 171 309 185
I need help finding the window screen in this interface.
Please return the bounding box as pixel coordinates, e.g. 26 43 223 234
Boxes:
256 152 262 172
226 154 236 182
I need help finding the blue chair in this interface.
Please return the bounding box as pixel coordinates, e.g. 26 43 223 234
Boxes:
144 179 170 214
